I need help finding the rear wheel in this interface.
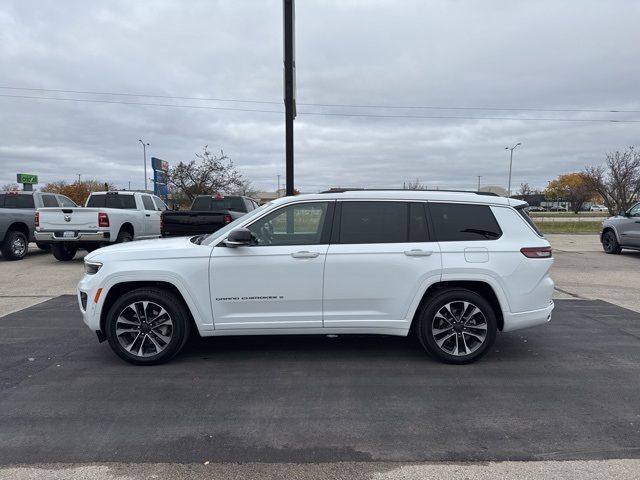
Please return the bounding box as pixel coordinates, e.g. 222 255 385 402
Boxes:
51 242 78 261
1 231 28 260
416 289 497 364
602 230 621 254
105 287 191 365
116 231 132 243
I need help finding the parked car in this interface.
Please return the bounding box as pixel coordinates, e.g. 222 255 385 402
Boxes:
548 206 567 212
601 202 640 254
78 190 554 365
590 204 608 212
527 206 546 212
0 191 76 260
35 191 166 261
161 195 258 237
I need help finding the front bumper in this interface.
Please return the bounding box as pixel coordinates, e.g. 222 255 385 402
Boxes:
502 301 554 332
77 273 104 332
35 230 108 242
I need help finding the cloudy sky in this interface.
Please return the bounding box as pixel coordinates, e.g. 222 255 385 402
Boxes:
1 0 639 193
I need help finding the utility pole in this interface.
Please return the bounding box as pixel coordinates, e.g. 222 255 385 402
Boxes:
77 174 82 183
477 176 481 191
138 139 149 191
128 181 131 190
505 143 521 197
277 174 281 197
283 0 296 196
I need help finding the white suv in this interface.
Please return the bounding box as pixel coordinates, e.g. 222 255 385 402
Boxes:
77 190 554 365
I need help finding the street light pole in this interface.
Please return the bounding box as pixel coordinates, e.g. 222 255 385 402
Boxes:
505 142 521 197
138 139 149 191
477 176 481 191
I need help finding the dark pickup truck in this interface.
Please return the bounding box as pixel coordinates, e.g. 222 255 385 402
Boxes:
161 195 259 237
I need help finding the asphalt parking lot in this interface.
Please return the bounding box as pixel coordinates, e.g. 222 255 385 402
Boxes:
1 235 639 478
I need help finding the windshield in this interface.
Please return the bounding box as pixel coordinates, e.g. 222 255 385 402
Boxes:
200 202 272 246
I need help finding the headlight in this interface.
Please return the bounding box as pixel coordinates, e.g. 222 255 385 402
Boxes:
84 260 103 275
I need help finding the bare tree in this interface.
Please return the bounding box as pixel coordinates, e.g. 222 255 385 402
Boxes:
168 146 245 207
2 183 20 192
584 147 640 215
231 179 260 198
518 182 533 196
403 178 426 190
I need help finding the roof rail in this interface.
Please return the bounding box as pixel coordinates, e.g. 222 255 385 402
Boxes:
318 188 499 197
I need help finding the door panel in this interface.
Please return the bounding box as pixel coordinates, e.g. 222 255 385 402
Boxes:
322 201 441 329
210 245 328 329
619 203 640 246
323 242 441 328
210 201 333 330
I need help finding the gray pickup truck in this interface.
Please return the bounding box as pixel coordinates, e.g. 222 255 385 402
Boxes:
0 191 76 260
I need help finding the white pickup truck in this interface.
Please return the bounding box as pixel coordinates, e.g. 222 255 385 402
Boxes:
35 191 167 261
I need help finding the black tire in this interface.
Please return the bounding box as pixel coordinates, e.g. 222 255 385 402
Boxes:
1 230 28 260
116 230 133 243
36 242 51 251
416 288 497 364
51 242 78 261
602 230 622 254
105 287 191 365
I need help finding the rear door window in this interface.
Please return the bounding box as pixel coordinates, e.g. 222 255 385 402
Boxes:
42 194 58 207
141 195 155 210
57 196 77 207
429 203 502 241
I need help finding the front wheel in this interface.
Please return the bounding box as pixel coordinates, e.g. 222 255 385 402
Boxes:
416 289 497 364
51 243 78 261
602 231 621 254
105 287 191 365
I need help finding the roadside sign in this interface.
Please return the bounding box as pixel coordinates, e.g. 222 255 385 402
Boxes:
17 173 38 184
151 157 169 172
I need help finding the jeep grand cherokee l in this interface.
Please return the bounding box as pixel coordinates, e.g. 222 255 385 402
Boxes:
77 190 554 365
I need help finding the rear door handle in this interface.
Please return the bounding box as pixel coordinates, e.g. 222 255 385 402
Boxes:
291 251 320 259
145 214 151 217
404 249 433 257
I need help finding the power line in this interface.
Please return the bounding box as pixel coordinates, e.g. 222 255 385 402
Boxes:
1 85 639 114
1 92 639 123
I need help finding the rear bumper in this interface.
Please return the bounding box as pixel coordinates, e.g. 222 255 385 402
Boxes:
35 231 108 243
502 301 554 332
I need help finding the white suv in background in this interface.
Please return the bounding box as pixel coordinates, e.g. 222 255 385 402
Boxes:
77 190 554 365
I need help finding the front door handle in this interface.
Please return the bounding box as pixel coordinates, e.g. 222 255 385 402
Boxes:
145 214 151 217
291 251 320 259
404 249 433 257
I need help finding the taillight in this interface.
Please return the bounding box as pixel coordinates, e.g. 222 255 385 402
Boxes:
160 213 164 232
98 212 109 228
35 212 39 228
521 246 552 258
223 214 233 224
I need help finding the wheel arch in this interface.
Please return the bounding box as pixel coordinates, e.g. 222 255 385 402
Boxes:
119 222 134 238
601 226 619 243
6 221 29 238
99 280 200 338
410 280 505 333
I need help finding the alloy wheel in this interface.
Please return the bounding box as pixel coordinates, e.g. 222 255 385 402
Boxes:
11 236 26 257
115 301 174 357
431 301 488 356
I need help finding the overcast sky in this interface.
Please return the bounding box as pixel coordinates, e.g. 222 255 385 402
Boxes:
1 0 639 193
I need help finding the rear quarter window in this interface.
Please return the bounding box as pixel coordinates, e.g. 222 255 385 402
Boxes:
515 205 543 237
429 203 502 241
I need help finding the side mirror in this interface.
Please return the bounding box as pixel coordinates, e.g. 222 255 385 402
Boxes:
224 228 253 247
619 210 628 217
